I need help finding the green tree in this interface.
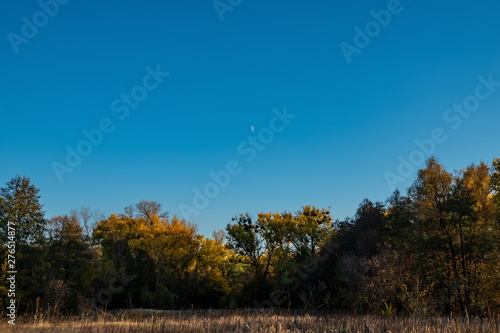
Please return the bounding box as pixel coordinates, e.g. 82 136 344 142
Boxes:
0 176 48 313
492 157 500 210
46 215 97 313
226 213 287 281
92 213 145 308
0 175 46 245
287 206 333 261
336 199 386 312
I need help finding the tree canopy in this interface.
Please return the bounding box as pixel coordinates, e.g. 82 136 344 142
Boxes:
1 157 500 316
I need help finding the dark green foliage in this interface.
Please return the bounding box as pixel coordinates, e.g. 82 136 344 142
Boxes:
0 175 46 245
46 215 97 313
1 156 500 316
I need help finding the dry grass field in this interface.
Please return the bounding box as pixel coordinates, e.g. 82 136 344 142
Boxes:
2 310 499 333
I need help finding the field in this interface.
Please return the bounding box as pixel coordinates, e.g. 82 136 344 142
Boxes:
2 310 500 333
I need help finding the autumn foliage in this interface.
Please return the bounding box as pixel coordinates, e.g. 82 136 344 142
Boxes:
1 156 500 316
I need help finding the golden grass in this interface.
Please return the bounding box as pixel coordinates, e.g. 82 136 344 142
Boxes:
1 309 499 333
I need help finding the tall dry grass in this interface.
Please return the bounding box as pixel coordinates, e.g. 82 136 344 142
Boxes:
1 309 499 332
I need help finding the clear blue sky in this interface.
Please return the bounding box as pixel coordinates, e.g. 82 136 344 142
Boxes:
1 0 500 236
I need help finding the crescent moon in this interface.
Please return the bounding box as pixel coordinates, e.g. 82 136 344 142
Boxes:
251 126 255 132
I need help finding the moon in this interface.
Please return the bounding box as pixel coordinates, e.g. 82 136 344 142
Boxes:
251 126 255 132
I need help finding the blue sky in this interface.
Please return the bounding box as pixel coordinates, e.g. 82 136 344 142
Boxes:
1 0 500 236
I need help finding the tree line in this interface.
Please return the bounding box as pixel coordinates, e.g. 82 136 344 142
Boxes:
1 156 499 316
